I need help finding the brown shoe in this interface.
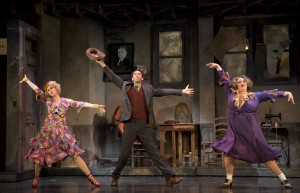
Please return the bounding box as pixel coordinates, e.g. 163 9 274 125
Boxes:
223 179 233 188
280 179 292 189
111 178 118 186
166 177 183 187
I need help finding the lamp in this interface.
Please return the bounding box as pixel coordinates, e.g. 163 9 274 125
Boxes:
245 38 249 50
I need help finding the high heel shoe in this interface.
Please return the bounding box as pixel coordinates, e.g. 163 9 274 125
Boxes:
87 173 101 187
280 179 292 189
223 179 233 188
32 176 39 188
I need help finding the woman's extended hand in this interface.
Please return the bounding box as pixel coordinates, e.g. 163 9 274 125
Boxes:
19 74 29 84
206 63 223 71
93 104 106 113
284 91 295 104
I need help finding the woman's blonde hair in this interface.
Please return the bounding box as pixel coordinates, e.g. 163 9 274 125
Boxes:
231 75 253 91
36 81 61 100
43 81 61 94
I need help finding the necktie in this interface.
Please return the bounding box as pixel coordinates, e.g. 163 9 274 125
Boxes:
134 85 139 92
117 59 121 66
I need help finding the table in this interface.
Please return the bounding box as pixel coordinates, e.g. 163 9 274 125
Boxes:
159 123 196 167
261 126 290 166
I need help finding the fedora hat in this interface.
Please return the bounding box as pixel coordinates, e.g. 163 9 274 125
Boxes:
86 48 106 61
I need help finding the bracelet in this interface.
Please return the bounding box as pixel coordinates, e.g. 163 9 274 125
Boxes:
92 104 100 109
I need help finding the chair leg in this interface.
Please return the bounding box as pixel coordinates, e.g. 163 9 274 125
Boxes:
131 146 134 167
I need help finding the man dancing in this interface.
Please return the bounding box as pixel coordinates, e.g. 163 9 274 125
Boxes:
93 57 193 186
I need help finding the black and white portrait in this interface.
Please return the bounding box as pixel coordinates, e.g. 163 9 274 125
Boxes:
108 43 134 74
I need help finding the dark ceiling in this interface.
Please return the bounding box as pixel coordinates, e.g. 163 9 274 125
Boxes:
1 0 300 23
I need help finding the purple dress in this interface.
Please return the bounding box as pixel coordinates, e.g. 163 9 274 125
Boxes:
212 70 283 163
25 88 85 167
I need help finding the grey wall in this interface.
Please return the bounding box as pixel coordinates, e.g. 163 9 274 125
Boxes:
41 14 61 125
59 18 106 161
198 17 215 143
41 14 61 84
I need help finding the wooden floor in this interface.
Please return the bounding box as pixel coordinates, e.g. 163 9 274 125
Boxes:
0 176 299 193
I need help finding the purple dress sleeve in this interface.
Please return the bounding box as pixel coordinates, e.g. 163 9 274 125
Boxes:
217 70 234 96
256 89 285 103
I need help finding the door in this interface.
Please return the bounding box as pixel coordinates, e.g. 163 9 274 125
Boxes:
7 20 41 173
22 37 40 171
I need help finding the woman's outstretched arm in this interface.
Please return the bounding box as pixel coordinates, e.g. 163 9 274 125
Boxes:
206 63 223 71
19 74 40 93
82 102 106 113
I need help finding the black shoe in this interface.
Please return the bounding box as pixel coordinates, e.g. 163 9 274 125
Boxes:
166 177 183 187
280 179 292 189
223 179 233 188
111 178 118 186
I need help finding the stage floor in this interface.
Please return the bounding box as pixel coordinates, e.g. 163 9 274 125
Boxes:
0 176 299 193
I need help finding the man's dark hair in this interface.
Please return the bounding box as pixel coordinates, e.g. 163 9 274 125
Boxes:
131 68 143 76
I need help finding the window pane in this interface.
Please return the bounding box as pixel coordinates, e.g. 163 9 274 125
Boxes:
159 31 182 56
264 24 289 79
159 58 182 83
279 52 289 78
223 53 246 78
222 26 247 78
226 27 246 52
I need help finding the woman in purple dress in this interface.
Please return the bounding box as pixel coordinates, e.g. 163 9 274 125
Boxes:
20 75 105 188
206 63 295 189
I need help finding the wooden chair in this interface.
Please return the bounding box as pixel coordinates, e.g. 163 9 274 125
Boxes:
174 102 194 164
113 106 150 167
130 138 152 167
202 117 228 167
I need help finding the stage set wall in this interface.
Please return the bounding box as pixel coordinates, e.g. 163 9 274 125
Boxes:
1 14 300 181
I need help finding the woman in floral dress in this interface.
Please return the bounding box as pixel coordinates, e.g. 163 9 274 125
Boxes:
206 63 295 189
20 75 105 188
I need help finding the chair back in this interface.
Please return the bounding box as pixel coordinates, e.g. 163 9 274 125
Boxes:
175 102 192 123
214 117 228 139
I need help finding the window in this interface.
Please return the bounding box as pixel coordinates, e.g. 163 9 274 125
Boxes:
222 26 247 78
217 20 297 85
152 25 189 88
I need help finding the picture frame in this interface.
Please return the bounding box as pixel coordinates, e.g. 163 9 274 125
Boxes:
106 43 134 74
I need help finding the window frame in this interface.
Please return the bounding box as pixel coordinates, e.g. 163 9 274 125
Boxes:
151 24 189 88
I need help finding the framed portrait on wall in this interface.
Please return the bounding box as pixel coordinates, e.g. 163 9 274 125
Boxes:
107 43 134 74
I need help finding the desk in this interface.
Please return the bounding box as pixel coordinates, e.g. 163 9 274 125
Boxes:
159 123 196 167
261 127 290 166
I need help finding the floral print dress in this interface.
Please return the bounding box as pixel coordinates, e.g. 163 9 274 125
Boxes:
25 89 85 167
